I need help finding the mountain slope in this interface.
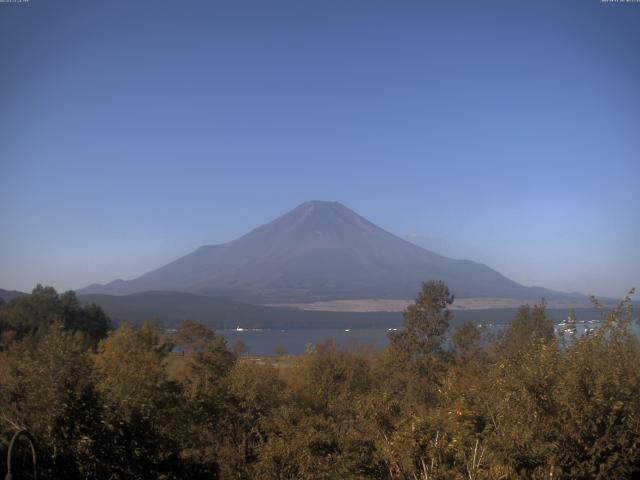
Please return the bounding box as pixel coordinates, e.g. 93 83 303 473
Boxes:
78 201 571 302
0 288 28 302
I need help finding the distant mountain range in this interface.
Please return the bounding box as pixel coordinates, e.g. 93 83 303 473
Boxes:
78 201 578 303
0 288 28 302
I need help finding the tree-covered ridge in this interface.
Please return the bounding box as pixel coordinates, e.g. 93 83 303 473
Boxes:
0 282 638 479
0 285 111 347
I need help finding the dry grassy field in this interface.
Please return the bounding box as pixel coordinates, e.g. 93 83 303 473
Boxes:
266 297 603 312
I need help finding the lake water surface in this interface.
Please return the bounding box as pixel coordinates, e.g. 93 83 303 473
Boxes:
218 320 640 355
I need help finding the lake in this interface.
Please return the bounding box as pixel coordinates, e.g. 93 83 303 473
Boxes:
217 320 640 355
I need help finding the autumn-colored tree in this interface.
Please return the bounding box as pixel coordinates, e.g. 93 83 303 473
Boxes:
176 319 237 398
257 341 385 479
553 292 640 478
172 320 238 478
92 322 184 479
1 281 639 479
214 362 286 479
0 323 102 478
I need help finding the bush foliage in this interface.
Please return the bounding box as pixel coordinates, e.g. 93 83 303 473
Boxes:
1 282 639 479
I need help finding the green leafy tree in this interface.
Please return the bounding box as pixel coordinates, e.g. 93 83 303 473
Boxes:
60 291 112 345
0 285 111 345
385 280 455 405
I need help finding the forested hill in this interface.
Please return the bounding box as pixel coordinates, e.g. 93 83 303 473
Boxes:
77 291 402 329
0 288 28 302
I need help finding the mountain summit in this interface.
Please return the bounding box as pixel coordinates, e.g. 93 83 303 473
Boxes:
78 201 563 302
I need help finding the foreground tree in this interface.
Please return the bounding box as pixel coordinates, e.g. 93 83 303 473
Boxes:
92 322 185 479
553 292 640 478
177 320 237 398
172 320 239 478
257 341 384 479
1 281 638 479
0 323 101 478
384 280 455 405
217 362 286 479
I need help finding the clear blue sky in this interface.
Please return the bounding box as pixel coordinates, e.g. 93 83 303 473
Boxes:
1 0 638 298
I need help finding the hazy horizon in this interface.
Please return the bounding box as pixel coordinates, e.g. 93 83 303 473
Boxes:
1 1 639 298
